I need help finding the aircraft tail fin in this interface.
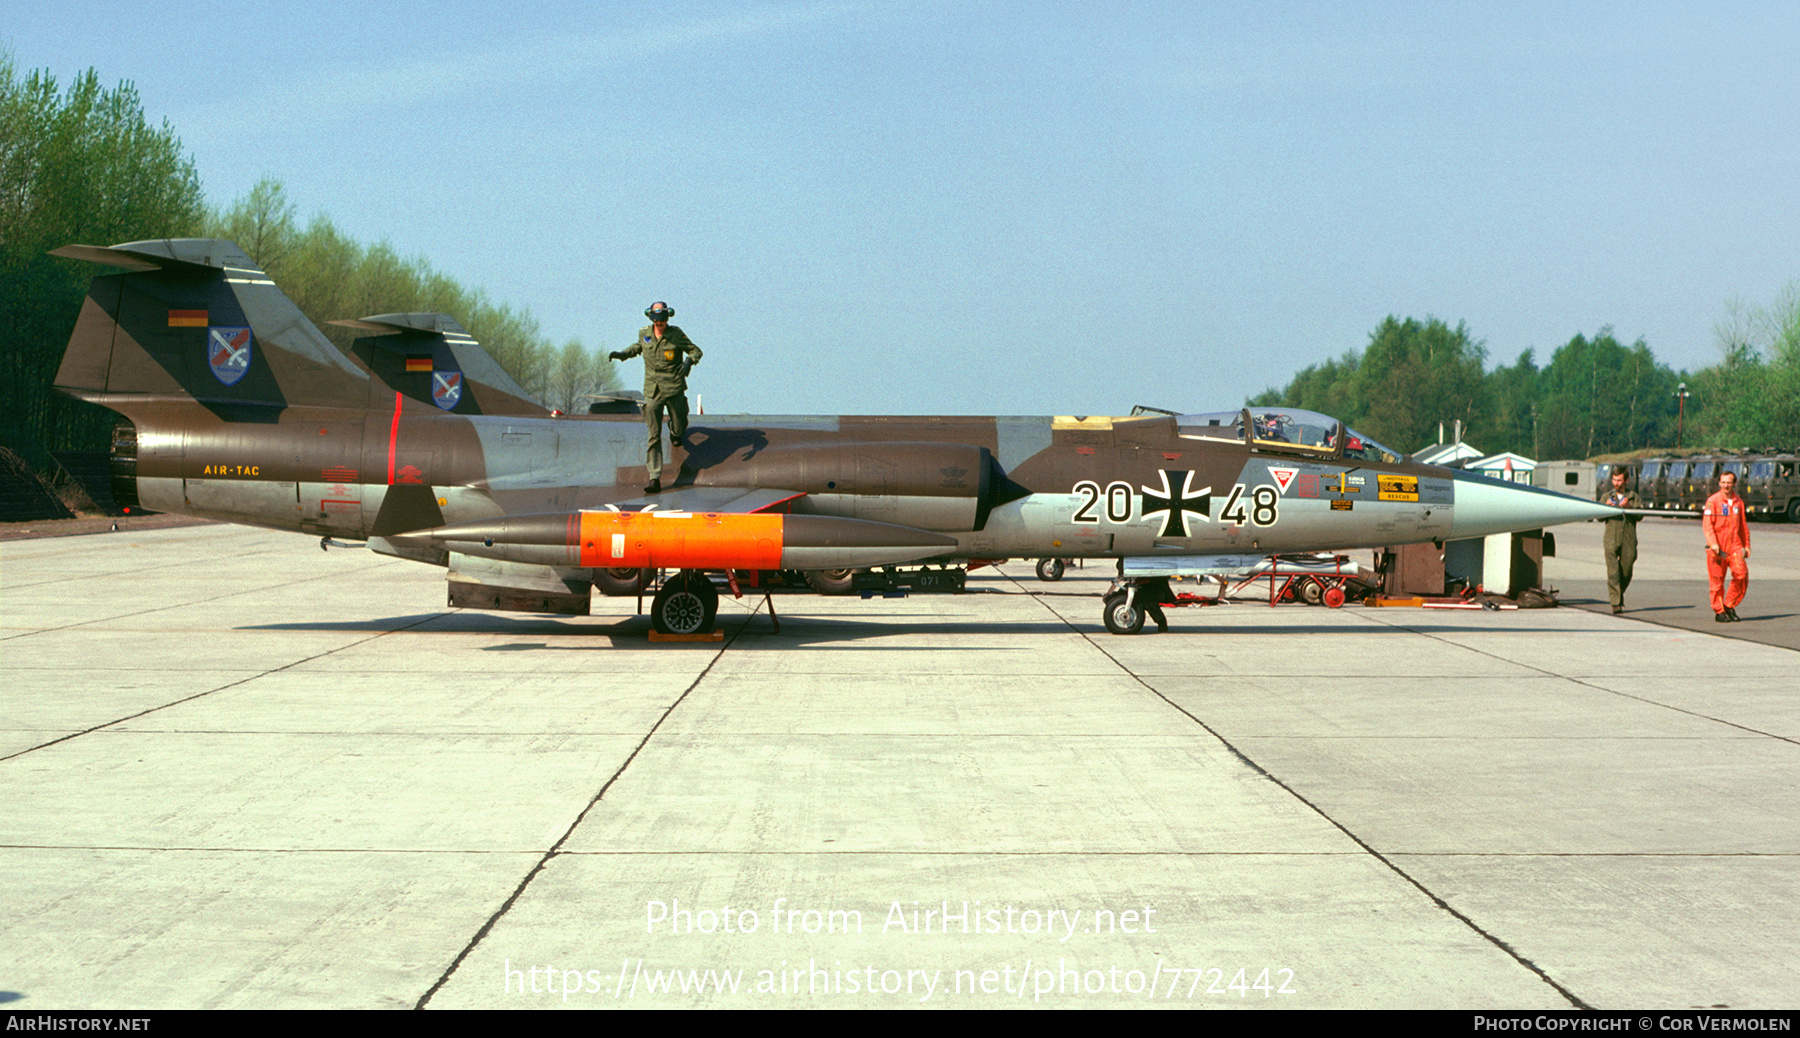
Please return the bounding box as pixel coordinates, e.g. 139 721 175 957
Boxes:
52 239 371 418
331 313 548 416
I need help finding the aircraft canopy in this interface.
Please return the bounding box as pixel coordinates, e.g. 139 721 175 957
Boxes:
1177 407 1405 464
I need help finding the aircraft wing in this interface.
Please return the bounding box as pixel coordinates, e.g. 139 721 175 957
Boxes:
615 486 807 514
368 482 952 616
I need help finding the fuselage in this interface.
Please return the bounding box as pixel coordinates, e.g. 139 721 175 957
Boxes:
59 237 1616 589
114 401 1577 563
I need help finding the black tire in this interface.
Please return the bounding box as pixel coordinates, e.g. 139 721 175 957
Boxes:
651 572 718 635
594 567 651 596
803 569 856 595
693 572 720 612
1299 578 1323 605
1036 558 1066 582
1102 591 1146 635
1788 498 1800 524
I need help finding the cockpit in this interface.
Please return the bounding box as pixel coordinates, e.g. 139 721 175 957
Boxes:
1177 407 1405 465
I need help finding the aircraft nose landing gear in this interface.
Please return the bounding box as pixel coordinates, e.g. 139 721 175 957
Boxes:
1102 587 1146 635
1102 576 1181 634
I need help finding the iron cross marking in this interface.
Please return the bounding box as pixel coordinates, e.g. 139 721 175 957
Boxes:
1140 469 1211 538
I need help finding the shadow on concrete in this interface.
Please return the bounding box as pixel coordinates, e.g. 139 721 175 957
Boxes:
1556 577 1800 653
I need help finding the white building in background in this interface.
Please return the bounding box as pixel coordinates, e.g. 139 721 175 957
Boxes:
1413 441 1483 467
1413 441 1538 484
1468 452 1536 484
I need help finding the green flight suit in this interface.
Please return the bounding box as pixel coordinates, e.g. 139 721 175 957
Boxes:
1601 487 1641 610
617 324 703 483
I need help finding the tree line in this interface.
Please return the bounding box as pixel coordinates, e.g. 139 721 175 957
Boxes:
1 57 616 459
207 178 618 414
1 59 204 454
1250 303 1800 460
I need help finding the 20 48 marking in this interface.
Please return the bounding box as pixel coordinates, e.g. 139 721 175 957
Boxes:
1070 481 1279 528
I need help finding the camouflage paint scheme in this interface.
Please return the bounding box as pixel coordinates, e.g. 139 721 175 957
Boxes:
52 239 1616 633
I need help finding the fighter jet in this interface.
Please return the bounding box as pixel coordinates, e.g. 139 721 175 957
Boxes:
51 239 1616 635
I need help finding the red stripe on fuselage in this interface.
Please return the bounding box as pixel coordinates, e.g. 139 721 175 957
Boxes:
388 390 403 484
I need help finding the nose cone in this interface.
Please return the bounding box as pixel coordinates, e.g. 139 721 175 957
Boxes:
1448 474 1620 539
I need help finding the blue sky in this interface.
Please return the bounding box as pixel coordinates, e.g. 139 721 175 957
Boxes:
8 1 1798 418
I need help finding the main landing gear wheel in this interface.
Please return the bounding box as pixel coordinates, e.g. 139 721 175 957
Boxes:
804 568 856 595
1102 590 1146 635
1036 558 1066 582
594 567 651 596
652 572 719 635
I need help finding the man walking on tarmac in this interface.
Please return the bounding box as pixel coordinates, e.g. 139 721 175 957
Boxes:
1601 467 1642 614
1703 470 1750 622
610 302 702 493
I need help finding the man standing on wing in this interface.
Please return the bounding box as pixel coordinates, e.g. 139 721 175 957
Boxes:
610 301 702 494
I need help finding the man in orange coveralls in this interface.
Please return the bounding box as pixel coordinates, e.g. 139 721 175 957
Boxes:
1703 470 1750 622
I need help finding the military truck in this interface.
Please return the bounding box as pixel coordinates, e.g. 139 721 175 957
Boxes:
1603 452 1800 520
